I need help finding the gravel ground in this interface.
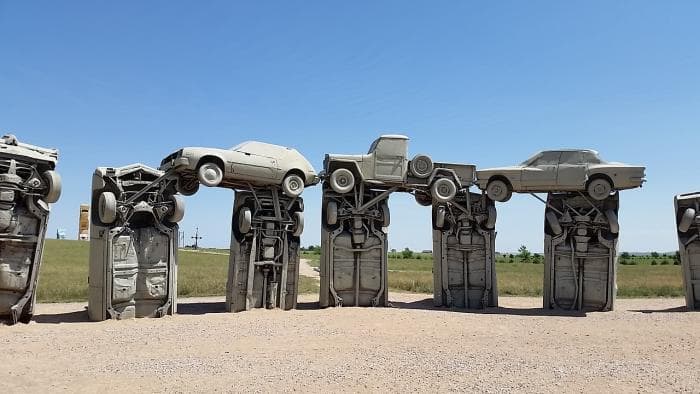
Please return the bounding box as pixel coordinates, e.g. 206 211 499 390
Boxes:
1 294 698 393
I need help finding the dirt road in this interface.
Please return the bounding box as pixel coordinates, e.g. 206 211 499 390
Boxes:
1 295 698 393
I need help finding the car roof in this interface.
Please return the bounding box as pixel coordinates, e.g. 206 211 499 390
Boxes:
537 149 599 154
379 134 409 140
232 141 295 158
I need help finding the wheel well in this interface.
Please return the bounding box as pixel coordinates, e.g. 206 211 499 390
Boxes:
327 161 361 181
586 173 614 189
284 168 306 184
488 175 512 190
197 155 225 171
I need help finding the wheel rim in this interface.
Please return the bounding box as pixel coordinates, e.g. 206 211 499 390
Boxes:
489 183 504 200
288 177 302 192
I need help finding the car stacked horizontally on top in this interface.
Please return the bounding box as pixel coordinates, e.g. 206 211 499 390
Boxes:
475 149 646 202
159 141 319 197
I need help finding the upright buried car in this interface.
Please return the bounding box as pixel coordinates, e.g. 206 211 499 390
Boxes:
0 134 61 324
674 192 700 310
475 149 645 202
89 164 184 321
159 141 319 196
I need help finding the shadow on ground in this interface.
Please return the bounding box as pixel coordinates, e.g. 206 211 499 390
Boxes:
391 297 588 317
177 301 227 315
631 306 689 313
33 309 91 324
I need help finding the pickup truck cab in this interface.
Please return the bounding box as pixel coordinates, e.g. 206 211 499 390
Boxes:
322 135 474 203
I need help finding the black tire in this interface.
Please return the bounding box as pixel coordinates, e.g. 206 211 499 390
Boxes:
414 192 432 207
176 177 199 196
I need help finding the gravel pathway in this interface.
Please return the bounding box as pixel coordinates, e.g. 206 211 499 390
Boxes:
1 295 698 393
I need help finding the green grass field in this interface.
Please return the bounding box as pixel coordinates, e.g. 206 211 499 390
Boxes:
301 251 684 297
35 240 683 302
37 240 318 303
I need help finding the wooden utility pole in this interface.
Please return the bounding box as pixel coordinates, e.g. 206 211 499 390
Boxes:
191 227 203 250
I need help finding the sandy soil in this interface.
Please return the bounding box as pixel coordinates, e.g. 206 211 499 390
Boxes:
1 295 698 393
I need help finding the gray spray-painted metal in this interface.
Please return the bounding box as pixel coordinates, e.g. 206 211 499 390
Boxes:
475 149 645 202
88 164 183 321
543 192 619 311
159 141 319 196
226 187 303 312
0 135 60 324
674 192 700 310
323 134 474 201
319 183 390 307
432 191 498 309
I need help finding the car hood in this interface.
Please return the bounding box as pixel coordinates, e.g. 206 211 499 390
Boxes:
476 166 523 176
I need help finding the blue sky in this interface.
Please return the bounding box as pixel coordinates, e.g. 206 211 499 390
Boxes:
1 1 698 252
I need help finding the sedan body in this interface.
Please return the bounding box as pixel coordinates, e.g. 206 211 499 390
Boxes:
160 141 319 187
475 150 645 193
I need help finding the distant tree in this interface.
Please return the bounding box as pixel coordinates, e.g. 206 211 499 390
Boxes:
651 260 658 265
401 247 414 259
391 248 397 253
518 245 531 263
620 252 631 259
674 251 681 265
651 251 660 258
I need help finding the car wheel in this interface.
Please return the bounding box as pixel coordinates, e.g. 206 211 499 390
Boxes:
238 207 252 234
197 162 224 187
176 176 200 196
546 210 562 235
168 195 185 223
42 170 62 203
435 206 446 228
414 192 432 207
587 178 612 201
409 154 433 178
329 168 355 194
380 202 390 227
486 179 511 202
326 201 338 226
292 211 304 237
679 208 696 233
431 178 457 203
282 173 305 197
605 209 619 234
484 204 497 230
99 191 117 224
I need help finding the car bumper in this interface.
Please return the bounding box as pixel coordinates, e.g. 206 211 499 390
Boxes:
307 174 321 186
159 157 191 172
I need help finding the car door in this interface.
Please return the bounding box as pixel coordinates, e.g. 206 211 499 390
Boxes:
372 139 405 181
228 150 279 181
521 151 560 190
557 151 587 190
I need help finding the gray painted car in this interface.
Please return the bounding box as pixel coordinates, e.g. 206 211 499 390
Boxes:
0 134 61 324
159 141 319 197
323 135 475 203
674 192 700 310
475 149 645 202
